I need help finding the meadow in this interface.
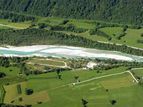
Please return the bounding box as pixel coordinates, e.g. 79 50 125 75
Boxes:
0 17 143 49
30 17 143 49
1 65 143 107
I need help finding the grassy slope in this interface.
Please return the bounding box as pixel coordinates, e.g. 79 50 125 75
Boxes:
26 67 142 107
39 17 143 48
0 19 31 29
0 17 143 48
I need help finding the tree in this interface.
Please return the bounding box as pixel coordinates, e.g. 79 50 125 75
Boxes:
38 23 47 29
110 100 117 105
0 72 6 78
25 88 34 95
74 76 80 82
81 99 88 107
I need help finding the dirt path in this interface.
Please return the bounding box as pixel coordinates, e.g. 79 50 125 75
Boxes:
0 23 21 29
28 58 70 68
49 68 141 90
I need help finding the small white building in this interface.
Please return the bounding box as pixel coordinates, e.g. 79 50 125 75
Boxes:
86 62 97 69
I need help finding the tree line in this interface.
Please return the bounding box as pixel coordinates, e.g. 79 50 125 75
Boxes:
0 28 143 56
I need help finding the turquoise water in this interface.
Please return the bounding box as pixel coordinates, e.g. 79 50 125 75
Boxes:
0 47 143 62
0 49 33 55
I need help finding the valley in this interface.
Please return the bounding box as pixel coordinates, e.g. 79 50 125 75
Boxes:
0 1 143 107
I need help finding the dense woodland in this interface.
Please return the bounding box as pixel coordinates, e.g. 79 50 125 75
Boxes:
0 28 143 56
0 11 35 22
0 0 143 25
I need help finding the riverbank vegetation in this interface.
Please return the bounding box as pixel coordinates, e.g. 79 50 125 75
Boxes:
0 28 143 56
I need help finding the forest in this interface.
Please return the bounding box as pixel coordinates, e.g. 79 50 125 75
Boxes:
0 0 143 25
0 11 35 22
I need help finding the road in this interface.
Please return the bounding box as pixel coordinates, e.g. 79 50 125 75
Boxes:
75 68 140 85
49 68 141 90
27 58 70 68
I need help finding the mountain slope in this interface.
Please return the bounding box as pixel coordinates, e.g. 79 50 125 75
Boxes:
0 0 143 25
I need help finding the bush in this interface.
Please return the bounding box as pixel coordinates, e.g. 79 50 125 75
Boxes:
25 89 34 95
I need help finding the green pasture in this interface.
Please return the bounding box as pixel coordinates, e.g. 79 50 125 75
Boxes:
1 65 143 107
30 69 142 107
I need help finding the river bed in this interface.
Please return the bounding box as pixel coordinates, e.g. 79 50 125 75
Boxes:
0 45 143 62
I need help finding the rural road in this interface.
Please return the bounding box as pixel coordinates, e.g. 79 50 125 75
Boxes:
75 68 140 85
49 68 141 90
28 58 70 68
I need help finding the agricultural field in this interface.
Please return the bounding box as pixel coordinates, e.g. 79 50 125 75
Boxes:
27 58 66 67
1 63 143 107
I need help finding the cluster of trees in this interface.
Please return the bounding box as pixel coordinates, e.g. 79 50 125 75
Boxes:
89 28 112 41
0 72 6 78
0 11 35 22
0 103 26 107
0 0 143 25
0 29 143 56
116 26 128 40
51 24 87 33
92 22 141 30
0 57 28 67
0 57 10 67
89 24 129 41
137 40 143 44
68 59 88 69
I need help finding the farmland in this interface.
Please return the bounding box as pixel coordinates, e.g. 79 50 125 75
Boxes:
0 9 143 107
1 63 143 107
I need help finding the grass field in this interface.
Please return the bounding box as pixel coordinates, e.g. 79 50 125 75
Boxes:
28 58 66 67
0 66 25 103
132 68 143 78
0 19 31 29
28 69 142 107
1 65 143 107
3 81 49 105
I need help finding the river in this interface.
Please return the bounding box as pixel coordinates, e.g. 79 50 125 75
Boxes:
0 45 143 62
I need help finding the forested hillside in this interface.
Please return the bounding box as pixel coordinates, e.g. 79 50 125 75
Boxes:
0 0 143 25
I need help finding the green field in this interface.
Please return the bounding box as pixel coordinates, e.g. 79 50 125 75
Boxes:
132 68 143 78
27 67 143 107
0 19 31 29
37 17 143 48
0 17 143 48
28 58 66 67
1 65 143 107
